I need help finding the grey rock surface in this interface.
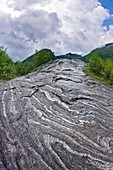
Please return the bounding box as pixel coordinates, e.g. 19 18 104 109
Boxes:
0 59 113 170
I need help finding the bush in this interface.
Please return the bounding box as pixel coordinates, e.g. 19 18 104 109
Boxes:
33 49 56 67
0 47 56 81
88 53 104 76
103 59 113 80
85 52 113 86
0 47 16 80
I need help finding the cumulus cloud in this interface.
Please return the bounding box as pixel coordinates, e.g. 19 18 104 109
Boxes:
0 0 113 61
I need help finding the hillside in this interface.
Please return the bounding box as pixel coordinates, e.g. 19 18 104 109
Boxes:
0 47 56 80
83 43 113 62
22 49 54 63
22 43 113 64
0 59 113 170
57 53 81 60
23 51 82 64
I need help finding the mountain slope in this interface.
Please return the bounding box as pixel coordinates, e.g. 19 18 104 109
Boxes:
83 42 113 62
22 48 55 63
0 59 113 170
22 42 113 64
57 53 81 59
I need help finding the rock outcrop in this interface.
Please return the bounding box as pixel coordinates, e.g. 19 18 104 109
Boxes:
0 59 113 170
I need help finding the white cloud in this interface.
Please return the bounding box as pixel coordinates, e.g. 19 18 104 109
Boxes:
0 0 113 61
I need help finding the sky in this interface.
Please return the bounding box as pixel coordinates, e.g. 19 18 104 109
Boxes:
0 0 113 61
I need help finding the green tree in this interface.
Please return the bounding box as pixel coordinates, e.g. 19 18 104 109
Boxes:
88 53 104 76
15 61 35 76
23 61 34 75
15 61 24 76
0 47 16 80
109 69 113 85
33 49 55 67
103 59 113 80
0 47 56 81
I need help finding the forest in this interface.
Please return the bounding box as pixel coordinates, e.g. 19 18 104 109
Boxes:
0 46 56 81
1 46 113 87
84 52 113 86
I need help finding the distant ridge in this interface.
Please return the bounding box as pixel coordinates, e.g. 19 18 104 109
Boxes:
22 42 113 63
57 53 81 60
22 49 52 63
83 42 113 62
23 51 82 63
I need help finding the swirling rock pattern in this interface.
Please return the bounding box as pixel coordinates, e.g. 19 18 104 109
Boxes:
0 59 113 170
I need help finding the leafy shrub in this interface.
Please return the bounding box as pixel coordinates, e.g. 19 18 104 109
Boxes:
0 47 16 80
85 52 113 86
0 47 56 81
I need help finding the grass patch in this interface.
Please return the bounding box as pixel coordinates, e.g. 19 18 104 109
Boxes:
84 67 113 88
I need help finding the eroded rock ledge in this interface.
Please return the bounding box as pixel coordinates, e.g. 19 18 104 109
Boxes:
0 59 113 170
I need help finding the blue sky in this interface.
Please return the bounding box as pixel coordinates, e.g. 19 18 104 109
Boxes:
0 0 113 61
99 0 113 28
99 0 113 14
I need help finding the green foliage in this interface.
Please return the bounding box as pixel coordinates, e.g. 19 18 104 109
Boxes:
83 43 113 62
22 61 35 75
103 59 113 80
33 49 56 67
85 52 113 86
88 53 104 76
0 47 16 80
15 61 24 76
0 47 56 81
109 69 113 85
